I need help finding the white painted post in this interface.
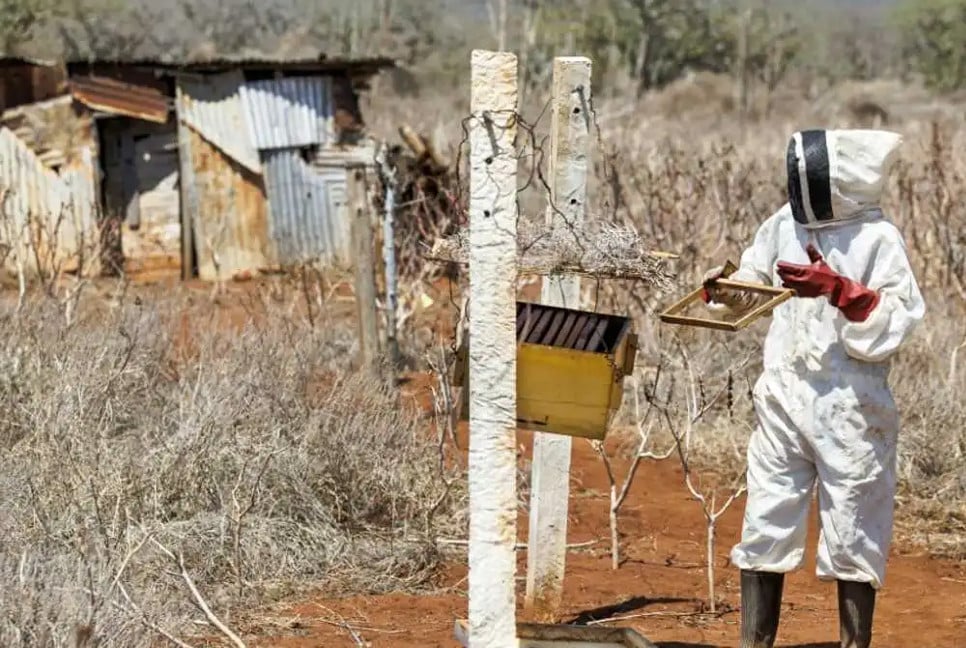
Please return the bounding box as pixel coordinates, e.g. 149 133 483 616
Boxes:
525 56 592 620
468 50 519 648
379 159 401 371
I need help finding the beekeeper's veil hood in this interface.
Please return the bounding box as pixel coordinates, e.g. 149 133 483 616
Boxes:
786 129 903 228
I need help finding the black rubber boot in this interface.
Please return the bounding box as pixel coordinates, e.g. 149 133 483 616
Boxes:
739 570 784 648
838 580 876 648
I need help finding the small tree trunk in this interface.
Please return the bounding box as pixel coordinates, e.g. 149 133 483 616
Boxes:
707 517 717 613
610 486 620 570
497 0 508 51
735 8 751 117
348 165 381 378
634 34 650 98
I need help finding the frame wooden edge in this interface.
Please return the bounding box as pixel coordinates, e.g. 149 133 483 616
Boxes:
658 276 795 332
713 278 792 295
659 313 739 332
659 285 706 317
733 288 795 330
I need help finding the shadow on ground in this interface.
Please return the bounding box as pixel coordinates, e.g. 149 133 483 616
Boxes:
569 599 838 648
657 641 839 648
567 596 701 625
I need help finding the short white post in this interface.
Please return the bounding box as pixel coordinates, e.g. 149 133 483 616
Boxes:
525 56 592 620
468 49 519 648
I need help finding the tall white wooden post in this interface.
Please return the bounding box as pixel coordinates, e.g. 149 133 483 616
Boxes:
525 56 592 620
468 49 519 648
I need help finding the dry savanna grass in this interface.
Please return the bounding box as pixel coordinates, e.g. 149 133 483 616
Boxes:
0 289 464 647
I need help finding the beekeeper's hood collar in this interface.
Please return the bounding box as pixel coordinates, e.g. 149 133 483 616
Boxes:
786 129 903 229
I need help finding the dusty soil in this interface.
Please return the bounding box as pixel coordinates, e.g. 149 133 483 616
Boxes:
32 275 964 647
241 424 966 648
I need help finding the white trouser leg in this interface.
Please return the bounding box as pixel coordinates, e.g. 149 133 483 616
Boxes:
812 377 900 589
731 374 816 573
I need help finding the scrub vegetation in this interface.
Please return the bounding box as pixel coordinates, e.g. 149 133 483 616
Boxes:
0 290 465 646
1 0 965 645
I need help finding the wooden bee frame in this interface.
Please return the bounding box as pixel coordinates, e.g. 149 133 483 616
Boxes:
659 263 795 332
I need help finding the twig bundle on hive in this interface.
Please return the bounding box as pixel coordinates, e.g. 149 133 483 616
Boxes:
426 220 676 291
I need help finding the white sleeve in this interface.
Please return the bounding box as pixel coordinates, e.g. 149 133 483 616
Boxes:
729 207 784 285
841 227 926 363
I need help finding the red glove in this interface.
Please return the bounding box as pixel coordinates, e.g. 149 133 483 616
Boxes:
776 244 880 322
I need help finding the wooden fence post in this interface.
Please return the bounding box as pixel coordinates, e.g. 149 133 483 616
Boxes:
175 82 198 281
467 49 519 648
525 56 592 620
348 164 380 377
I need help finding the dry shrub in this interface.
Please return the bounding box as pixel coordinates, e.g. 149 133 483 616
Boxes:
644 71 736 121
0 292 464 646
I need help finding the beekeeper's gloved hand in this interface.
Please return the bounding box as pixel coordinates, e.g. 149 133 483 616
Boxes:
776 244 880 322
701 266 758 314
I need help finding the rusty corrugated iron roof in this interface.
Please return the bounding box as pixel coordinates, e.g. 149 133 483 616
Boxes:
70 55 396 73
68 75 170 124
0 55 395 74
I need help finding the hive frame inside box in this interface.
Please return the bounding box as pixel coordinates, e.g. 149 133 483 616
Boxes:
659 278 795 332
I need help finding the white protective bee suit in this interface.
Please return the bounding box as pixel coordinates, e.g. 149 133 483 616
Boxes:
706 129 926 648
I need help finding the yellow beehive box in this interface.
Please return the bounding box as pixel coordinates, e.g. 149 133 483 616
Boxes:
454 302 637 440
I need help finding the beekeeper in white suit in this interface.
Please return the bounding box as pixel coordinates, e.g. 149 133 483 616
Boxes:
703 129 926 648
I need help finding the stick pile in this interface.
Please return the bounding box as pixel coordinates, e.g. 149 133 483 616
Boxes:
427 220 676 290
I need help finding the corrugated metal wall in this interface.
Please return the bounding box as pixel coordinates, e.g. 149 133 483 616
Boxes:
239 77 334 150
176 72 365 276
262 150 349 265
177 71 262 174
0 127 99 276
186 126 274 281
242 76 353 266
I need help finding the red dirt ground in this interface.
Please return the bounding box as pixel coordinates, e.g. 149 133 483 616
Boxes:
242 421 966 648
57 275 966 647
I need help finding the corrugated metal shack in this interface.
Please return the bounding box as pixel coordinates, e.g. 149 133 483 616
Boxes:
0 54 394 281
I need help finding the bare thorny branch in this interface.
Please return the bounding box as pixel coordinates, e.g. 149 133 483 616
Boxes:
439 105 675 286
657 341 750 612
